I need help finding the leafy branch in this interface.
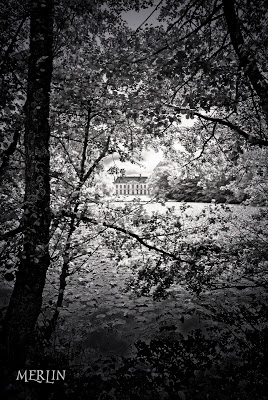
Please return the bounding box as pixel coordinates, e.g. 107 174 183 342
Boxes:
167 105 268 146
81 135 111 184
82 216 183 262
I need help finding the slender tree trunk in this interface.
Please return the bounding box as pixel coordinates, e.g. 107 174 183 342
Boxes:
4 0 54 367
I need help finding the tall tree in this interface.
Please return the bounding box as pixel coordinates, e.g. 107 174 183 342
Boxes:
4 0 54 367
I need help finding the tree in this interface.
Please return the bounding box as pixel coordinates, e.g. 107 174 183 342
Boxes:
148 161 175 199
149 156 238 203
3 0 54 367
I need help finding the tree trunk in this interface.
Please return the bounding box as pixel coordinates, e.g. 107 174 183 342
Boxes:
4 0 54 368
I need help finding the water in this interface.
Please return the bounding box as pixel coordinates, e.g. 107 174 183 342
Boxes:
109 197 259 219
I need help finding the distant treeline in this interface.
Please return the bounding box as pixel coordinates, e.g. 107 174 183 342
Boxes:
164 177 244 204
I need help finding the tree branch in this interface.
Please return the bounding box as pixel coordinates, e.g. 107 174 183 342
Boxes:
168 2 222 39
82 216 182 262
167 105 268 146
183 123 217 167
131 3 223 65
0 225 23 241
82 135 111 183
222 0 268 122
0 125 22 181
80 105 91 181
0 15 28 77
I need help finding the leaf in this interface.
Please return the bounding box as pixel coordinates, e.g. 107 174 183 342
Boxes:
178 390 186 400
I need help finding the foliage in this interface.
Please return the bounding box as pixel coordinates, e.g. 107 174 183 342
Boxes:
148 160 238 203
224 148 268 206
147 161 175 199
3 324 266 400
102 326 268 400
0 0 28 281
105 203 268 299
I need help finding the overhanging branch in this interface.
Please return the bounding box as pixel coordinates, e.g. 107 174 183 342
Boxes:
167 105 268 146
82 216 182 262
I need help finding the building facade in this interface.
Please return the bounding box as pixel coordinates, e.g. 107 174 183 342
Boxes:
114 176 150 196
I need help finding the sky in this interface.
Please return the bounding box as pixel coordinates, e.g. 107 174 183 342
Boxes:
104 148 163 177
121 3 162 30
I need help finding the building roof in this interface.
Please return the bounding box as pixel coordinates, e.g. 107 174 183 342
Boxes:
115 176 148 183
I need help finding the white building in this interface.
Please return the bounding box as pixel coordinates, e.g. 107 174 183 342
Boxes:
114 175 150 196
